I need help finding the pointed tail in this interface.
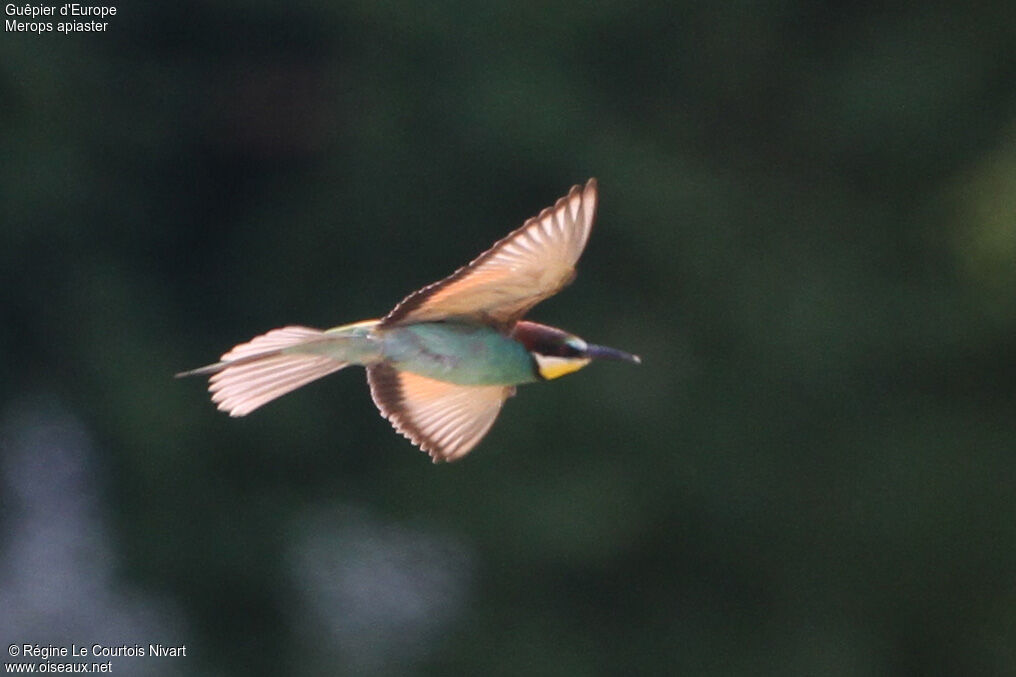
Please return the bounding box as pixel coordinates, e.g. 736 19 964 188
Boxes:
177 325 362 417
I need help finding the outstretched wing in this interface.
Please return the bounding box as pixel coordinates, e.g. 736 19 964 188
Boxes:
382 179 598 328
367 364 514 462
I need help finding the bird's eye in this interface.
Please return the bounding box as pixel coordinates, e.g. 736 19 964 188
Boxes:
562 339 586 358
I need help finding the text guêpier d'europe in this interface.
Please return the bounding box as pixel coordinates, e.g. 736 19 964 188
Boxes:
5 4 116 33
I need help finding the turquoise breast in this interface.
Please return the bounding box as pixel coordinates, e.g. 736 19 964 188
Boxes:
379 322 537 386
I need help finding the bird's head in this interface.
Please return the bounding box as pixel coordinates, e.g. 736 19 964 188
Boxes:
512 321 641 381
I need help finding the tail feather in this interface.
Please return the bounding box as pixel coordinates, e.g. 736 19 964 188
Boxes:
221 326 325 360
211 354 347 416
178 325 349 417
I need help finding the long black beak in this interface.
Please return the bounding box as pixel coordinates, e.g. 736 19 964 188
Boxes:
585 343 642 364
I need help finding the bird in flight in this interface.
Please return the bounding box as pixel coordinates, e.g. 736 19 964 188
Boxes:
178 179 640 462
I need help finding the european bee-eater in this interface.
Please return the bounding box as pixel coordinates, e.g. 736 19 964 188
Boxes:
179 179 640 461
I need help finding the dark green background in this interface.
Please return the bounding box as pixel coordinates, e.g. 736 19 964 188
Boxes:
3 3 1015 675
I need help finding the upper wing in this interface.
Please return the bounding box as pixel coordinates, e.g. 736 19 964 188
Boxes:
382 179 598 328
367 364 514 462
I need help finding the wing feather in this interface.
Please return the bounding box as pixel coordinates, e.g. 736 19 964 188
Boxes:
367 364 512 462
382 179 598 327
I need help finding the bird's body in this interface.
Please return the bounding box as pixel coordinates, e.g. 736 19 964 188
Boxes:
381 322 539 385
180 179 640 461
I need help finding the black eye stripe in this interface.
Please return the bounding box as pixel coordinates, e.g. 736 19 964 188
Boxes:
559 344 583 358
511 322 585 359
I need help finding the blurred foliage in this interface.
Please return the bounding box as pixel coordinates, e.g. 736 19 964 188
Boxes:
2 2 1016 675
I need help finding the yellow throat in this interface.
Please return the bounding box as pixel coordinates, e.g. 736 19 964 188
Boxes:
534 354 591 380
